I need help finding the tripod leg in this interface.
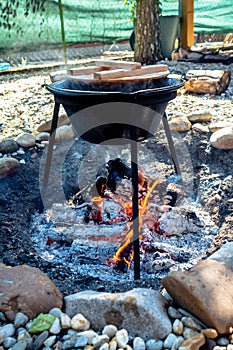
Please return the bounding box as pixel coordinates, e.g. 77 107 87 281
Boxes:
162 112 181 176
42 102 60 190
131 140 140 280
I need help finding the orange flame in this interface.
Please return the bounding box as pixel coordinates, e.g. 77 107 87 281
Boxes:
111 178 160 267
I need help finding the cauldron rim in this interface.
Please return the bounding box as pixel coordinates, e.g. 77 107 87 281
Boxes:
46 75 184 97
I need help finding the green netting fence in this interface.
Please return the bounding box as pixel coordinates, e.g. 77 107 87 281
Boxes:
0 0 232 54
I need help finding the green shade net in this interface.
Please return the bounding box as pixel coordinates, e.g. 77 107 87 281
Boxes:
0 0 232 51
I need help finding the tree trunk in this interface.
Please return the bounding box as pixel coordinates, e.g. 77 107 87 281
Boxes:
134 0 162 64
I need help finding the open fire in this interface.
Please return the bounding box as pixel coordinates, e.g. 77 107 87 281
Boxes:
67 158 181 272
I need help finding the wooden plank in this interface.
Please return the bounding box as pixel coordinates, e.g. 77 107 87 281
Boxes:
95 59 141 70
67 65 107 76
94 64 169 81
68 70 170 84
180 0 194 49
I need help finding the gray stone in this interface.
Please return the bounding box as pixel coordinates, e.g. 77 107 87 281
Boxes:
44 335 56 348
14 313 29 328
171 336 184 350
49 317 61 335
0 264 63 321
133 337 146 350
49 308 63 318
64 288 172 341
75 335 88 348
0 328 6 345
217 338 230 346
0 139 18 154
183 327 200 339
0 157 19 177
3 336 16 348
62 338 77 350
33 331 49 350
92 334 110 348
78 330 98 345
208 242 233 271
17 329 32 344
146 339 163 350
210 126 233 149
102 325 118 338
163 333 177 348
3 323 15 337
16 133 36 148
167 307 182 319
11 340 27 350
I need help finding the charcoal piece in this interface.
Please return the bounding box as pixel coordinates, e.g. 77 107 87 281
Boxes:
106 158 132 191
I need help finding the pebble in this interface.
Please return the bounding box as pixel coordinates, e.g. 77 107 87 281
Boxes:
109 338 117 350
146 339 163 350
11 340 27 350
3 336 17 348
217 337 230 346
181 317 202 331
92 334 110 348
102 325 118 338
49 308 63 319
115 329 129 348
0 157 19 177
0 328 6 344
202 328 218 339
71 313 90 331
33 330 49 350
167 307 182 319
19 159 26 165
35 132 50 142
79 330 99 344
75 335 88 347
44 335 56 348
14 313 29 328
133 337 146 350
60 313 71 329
171 336 184 350
183 327 200 339
173 319 184 335
17 149 25 155
49 318 61 335
164 333 177 348
3 323 15 337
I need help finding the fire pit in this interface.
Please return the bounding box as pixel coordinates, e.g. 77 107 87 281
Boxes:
42 61 185 280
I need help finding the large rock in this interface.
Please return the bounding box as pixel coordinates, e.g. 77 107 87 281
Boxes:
0 157 19 177
0 139 18 154
64 288 172 340
0 264 63 321
207 242 233 271
210 126 233 149
37 114 70 132
209 121 233 133
162 259 233 334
